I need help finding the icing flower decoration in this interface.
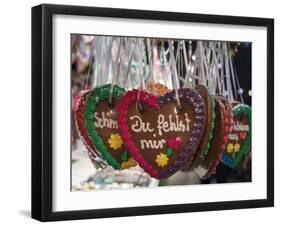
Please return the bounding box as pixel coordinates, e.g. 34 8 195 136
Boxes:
234 143 241 153
226 143 234 153
108 133 123 150
121 157 137 169
155 152 169 168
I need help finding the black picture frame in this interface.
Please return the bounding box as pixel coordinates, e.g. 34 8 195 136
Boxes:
31 3 274 221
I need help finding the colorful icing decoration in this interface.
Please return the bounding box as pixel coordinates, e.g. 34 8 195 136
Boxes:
121 151 128 161
121 157 137 169
194 97 226 179
108 133 123 150
226 143 234 153
155 153 169 167
205 96 234 177
167 137 183 151
121 158 137 169
117 88 206 179
239 132 247 140
226 142 241 159
221 104 251 168
204 96 216 156
75 91 104 166
83 84 134 169
166 148 173 157
188 85 216 170
233 143 240 153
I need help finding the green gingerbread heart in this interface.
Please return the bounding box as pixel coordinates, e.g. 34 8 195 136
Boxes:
84 84 136 169
221 104 251 168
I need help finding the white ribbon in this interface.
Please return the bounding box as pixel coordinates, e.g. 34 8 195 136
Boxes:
168 41 181 108
109 37 123 104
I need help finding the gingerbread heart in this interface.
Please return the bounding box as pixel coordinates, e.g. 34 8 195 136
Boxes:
117 88 206 179
194 96 231 179
75 91 103 164
189 85 216 169
221 104 251 168
83 84 136 170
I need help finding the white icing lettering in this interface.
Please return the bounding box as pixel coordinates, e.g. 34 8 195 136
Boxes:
140 139 166 149
94 112 118 129
233 121 249 131
228 133 239 141
130 115 154 133
157 113 190 136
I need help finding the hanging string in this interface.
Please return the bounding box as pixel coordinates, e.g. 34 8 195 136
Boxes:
203 42 211 89
202 42 210 87
191 41 200 86
168 40 181 109
146 38 156 95
103 37 114 86
180 45 184 87
97 37 106 86
135 38 145 89
108 37 123 105
123 40 136 89
198 41 207 85
216 42 224 96
208 42 218 95
135 38 150 113
233 63 245 103
136 43 146 112
175 41 184 88
227 43 238 102
84 41 94 90
182 41 192 88
160 40 170 89
223 42 234 101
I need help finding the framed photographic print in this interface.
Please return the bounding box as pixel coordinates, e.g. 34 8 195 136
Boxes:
31 4 274 221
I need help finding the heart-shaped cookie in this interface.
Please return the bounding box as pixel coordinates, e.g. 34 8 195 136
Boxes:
221 104 251 168
83 84 136 170
117 88 206 179
75 90 103 164
204 96 234 176
189 85 216 169
194 96 230 179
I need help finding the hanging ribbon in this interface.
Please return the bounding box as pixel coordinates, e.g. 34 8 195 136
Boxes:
146 38 157 95
223 42 234 101
168 40 181 109
182 41 192 88
109 37 123 105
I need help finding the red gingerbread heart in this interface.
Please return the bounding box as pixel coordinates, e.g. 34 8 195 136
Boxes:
75 91 102 162
117 89 206 179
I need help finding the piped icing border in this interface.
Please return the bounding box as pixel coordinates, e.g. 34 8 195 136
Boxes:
117 88 206 179
221 104 251 168
206 97 233 177
203 95 216 156
75 91 102 163
84 84 126 169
